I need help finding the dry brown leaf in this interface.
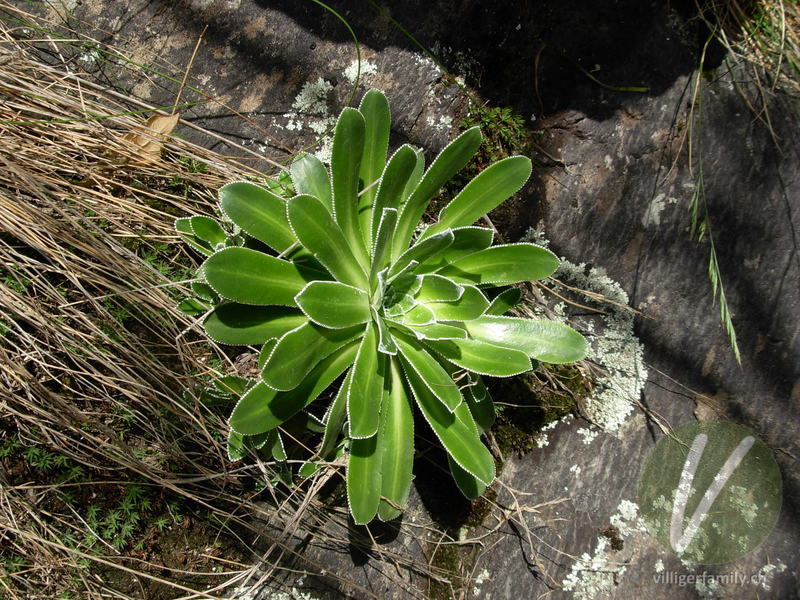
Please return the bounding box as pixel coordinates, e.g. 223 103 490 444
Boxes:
121 112 180 162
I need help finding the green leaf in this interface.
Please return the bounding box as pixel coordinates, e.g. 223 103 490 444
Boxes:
331 107 368 262
437 243 559 285
400 147 425 205
405 322 467 341
319 371 350 459
218 181 297 254
462 316 588 363
370 208 398 280
347 322 385 439
378 358 414 521
414 226 494 274
394 127 482 260
425 285 489 321
486 287 522 315
213 375 250 396
287 194 368 289
403 366 494 485
258 339 278 369
395 333 462 412
389 230 454 279
177 297 209 316
375 314 398 355
175 217 213 256
395 303 436 326
295 281 371 329
424 156 532 238
190 216 227 247
415 275 463 303
371 145 419 246
425 337 532 377
262 322 363 391
204 304 306 345
203 247 324 306
191 281 217 302
347 432 382 525
448 455 488 500
229 340 359 434
463 374 495 432
290 153 332 212
358 89 391 241
227 430 247 461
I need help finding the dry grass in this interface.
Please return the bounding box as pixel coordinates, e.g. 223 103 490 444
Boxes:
0 4 386 598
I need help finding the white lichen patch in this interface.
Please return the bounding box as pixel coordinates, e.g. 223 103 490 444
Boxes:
641 193 667 227
472 567 491 596
577 427 598 445
425 113 454 132
343 59 377 84
654 558 664 573
534 414 573 448
280 78 336 163
561 499 645 599
755 560 787 592
553 260 648 433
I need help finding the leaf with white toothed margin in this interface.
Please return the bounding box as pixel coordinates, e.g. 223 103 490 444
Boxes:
486 287 522 316
295 281 371 329
347 322 385 439
203 247 325 306
425 285 488 321
388 230 454 279
371 145 418 247
437 243 559 285
394 332 462 412
229 341 358 434
204 304 306 346
262 322 363 391
290 153 332 212
425 337 532 377
413 226 494 274
377 357 414 521
462 316 588 363
358 89 390 243
287 194 369 289
402 364 494 485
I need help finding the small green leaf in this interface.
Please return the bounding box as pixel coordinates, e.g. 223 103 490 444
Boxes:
347 322 385 439
295 281 371 329
227 430 247 461
347 432 382 525
203 247 324 306
262 322 363 391
448 455 488 500
425 285 489 321
371 145 418 246
424 156 532 237
287 194 369 289
376 314 398 355
425 337 532 377
358 89 391 241
190 216 227 246
463 316 588 363
218 181 297 254
290 153 332 212
331 107 368 262
486 287 522 315
395 303 436 326
230 341 359 434
405 322 467 341
415 275 463 303
414 226 494 274
378 358 414 521
394 127 483 260
463 374 495 432
204 304 306 345
395 333 462 412
370 208 398 280
437 243 559 285
403 366 494 485
389 230 454 279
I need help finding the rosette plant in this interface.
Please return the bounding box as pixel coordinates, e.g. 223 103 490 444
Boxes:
175 90 587 524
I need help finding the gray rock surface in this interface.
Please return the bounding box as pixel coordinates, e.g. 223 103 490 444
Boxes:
15 1 799 598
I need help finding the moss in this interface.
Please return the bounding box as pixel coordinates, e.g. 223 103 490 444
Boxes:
490 364 592 457
428 542 464 600
464 486 497 529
